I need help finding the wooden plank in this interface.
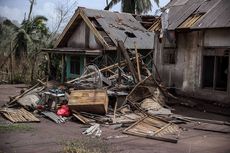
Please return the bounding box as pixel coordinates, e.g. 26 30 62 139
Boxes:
61 54 65 83
72 111 94 124
118 40 139 83
134 42 141 81
7 79 45 105
69 90 108 114
123 116 178 143
0 108 40 123
228 55 230 95
117 48 122 85
113 101 118 123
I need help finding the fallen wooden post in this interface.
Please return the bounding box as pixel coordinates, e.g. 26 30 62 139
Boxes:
134 42 141 81
7 79 45 105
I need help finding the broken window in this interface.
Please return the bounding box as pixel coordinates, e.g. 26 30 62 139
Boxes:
163 48 176 64
70 56 81 75
202 55 229 91
125 31 136 38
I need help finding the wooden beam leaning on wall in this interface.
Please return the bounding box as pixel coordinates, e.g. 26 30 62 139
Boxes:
134 42 141 81
117 40 139 83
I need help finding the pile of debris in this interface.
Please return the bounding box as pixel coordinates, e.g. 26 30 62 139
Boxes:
1 41 230 143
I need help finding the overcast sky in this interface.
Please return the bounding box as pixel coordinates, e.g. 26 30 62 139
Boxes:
0 0 169 31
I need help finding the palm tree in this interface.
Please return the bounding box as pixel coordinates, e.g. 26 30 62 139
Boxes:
104 0 159 14
14 15 48 58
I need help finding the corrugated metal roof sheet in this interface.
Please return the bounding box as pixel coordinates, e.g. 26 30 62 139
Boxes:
83 8 154 49
178 13 204 29
167 0 204 30
192 0 230 29
165 0 228 30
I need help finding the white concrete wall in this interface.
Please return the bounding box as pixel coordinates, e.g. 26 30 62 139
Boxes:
204 29 230 47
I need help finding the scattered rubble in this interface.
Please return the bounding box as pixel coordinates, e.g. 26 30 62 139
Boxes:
0 41 229 144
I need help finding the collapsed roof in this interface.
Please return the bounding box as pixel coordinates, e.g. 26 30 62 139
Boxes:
55 7 155 50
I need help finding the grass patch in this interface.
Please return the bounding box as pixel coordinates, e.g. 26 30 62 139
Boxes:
0 124 34 133
61 137 111 153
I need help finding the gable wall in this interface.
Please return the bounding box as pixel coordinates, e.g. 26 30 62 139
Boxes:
67 20 102 49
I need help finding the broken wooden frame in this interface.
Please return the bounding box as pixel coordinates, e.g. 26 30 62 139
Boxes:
123 116 180 143
66 57 136 84
7 79 46 106
126 75 166 105
0 108 40 123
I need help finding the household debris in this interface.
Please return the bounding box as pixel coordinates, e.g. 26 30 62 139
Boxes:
68 90 109 115
123 116 180 143
0 108 40 123
41 111 67 124
82 123 102 137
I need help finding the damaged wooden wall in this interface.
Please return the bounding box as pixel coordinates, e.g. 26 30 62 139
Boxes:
153 29 230 103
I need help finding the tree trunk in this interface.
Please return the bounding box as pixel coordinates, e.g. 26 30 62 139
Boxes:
27 0 35 21
122 0 135 14
30 56 37 82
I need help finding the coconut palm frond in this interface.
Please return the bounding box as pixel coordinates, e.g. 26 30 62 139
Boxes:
32 15 48 23
136 0 152 14
104 0 121 10
153 0 160 7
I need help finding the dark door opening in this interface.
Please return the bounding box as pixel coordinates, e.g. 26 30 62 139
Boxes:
202 56 214 88
215 56 228 91
202 55 229 91
70 56 81 75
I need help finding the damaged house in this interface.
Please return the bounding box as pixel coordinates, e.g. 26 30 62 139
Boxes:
150 0 230 103
43 7 154 82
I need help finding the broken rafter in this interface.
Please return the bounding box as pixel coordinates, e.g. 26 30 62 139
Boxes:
134 42 141 81
117 40 139 83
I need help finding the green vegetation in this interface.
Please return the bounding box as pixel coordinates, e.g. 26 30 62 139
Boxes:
0 124 34 133
0 0 77 84
0 0 51 83
61 138 111 153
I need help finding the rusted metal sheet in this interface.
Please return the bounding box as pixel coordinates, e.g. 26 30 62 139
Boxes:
68 90 109 114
